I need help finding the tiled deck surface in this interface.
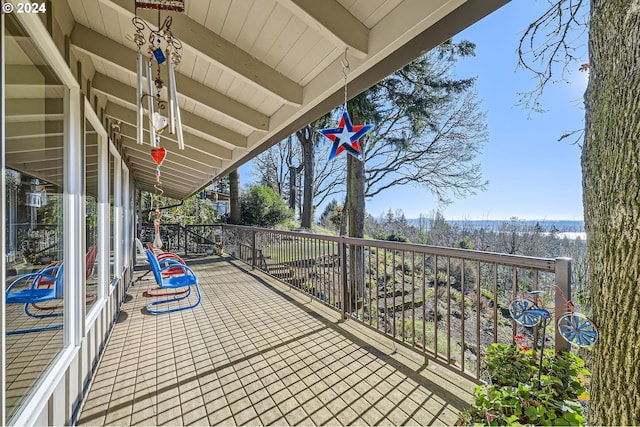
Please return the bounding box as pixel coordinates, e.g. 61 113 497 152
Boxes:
78 256 475 426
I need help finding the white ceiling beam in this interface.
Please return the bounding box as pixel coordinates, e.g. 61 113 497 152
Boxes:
70 23 269 131
5 114 65 123
133 179 184 196
118 121 233 161
221 0 511 178
5 99 63 115
119 133 222 171
133 175 194 196
105 103 233 161
104 0 303 105
129 179 189 201
130 165 210 197
6 148 63 163
92 73 247 148
5 134 64 151
5 64 63 85
125 160 213 199
124 156 207 183
6 120 65 139
277 0 369 57
17 157 93 172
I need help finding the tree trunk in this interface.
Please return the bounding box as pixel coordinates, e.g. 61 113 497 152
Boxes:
229 169 241 225
584 2 640 425
346 155 365 238
298 125 315 229
288 166 296 211
347 107 366 311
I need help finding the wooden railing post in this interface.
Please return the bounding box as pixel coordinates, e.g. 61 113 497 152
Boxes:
183 226 188 256
555 257 572 352
339 236 347 320
251 229 257 270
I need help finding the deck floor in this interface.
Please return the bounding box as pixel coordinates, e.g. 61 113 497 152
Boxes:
78 256 474 426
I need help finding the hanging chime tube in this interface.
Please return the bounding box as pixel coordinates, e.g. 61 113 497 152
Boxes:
168 59 184 150
146 59 157 147
136 50 144 145
167 59 176 135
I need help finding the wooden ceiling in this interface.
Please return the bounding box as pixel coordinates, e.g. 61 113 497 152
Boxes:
5 0 509 200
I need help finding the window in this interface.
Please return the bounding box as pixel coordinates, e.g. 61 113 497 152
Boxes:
85 119 99 314
108 144 121 286
3 13 66 418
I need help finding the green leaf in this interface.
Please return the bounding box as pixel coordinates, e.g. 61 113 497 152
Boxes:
525 406 538 419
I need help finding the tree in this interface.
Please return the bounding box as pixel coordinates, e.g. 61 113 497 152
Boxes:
241 185 293 227
318 199 342 232
286 136 304 213
296 127 315 228
229 169 241 225
516 0 588 115
344 94 371 308
330 39 486 251
252 139 292 197
309 132 347 213
361 41 487 202
426 211 457 247
296 118 341 229
252 117 344 229
583 2 640 424
521 1 639 423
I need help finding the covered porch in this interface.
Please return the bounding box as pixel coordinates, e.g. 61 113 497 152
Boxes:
78 256 474 426
3 0 516 425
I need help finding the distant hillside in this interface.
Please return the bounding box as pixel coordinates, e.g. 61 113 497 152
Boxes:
407 219 585 232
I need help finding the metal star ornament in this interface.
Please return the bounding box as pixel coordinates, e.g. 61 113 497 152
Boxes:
319 110 374 160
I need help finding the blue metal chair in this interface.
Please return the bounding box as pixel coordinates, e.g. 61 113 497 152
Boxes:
145 249 201 314
5 264 64 335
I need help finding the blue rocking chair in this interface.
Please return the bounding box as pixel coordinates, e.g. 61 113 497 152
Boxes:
145 249 201 314
6 264 64 335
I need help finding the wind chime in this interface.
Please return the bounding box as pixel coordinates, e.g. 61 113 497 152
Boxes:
318 51 374 161
133 0 185 248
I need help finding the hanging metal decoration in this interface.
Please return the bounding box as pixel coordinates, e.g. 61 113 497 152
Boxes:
150 147 167 248
132 3 184 149
319 110 373 160
135 0 184 12
318 51 373 160
133 1 185 249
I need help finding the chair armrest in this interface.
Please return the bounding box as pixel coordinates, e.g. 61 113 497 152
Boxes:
6 272 57 293
156 252 185 263
159 263 197 278
158 259 185 268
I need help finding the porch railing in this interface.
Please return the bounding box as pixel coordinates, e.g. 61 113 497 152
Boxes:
140 223 222 255
221 224 572 383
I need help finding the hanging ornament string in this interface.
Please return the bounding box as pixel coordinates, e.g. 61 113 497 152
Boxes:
133 2 185 249
132 7 183 148
151 147 166 249
317 50 374 161
341 50 349 112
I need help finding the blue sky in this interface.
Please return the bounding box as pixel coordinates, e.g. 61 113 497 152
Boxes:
244 0 588 221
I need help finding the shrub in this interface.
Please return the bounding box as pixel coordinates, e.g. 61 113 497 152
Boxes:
241 185 293 227
457 342 590 426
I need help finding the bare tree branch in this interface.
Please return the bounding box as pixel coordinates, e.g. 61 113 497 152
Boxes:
517 0 588 112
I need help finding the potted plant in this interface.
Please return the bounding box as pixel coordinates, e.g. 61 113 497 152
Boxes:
457 336 590 426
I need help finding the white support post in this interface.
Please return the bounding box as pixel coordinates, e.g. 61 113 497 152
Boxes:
1 11 6 425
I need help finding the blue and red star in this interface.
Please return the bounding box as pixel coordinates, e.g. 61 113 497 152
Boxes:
318 110 373 160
